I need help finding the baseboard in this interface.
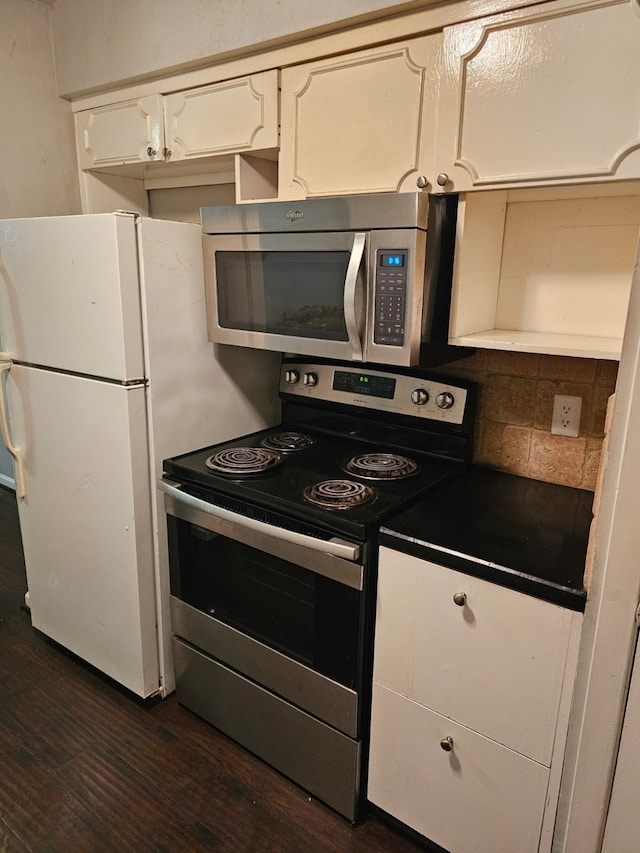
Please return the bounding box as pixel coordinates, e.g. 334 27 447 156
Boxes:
0 473 16 491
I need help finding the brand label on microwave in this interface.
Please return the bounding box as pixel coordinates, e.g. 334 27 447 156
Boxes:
285 209 304 221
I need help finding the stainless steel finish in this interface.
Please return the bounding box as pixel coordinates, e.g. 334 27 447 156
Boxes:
201 191 429 234
161 479 364 589
440 736 454 752
365 227 424 366
303 371 318 387
146 146 157 158
436 391 456 410
437 173 449 187
453 592 467 607
172 637 362 821
343 232 366 361
170 597 359 737
285 369 299 384
411 388 429 406
203 230 371 362
416 175 429 189
279 362 469 426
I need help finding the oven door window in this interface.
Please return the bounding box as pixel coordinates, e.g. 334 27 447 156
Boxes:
215 250 350 341
168 517 362 690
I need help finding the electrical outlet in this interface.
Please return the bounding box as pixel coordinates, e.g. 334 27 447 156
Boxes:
551 395 582 437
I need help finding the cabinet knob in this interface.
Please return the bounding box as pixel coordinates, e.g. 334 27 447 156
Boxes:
147 146 157 158
416 175 429 189
436 172 449 187
440 736 454 752
453 592 467 607
162 147 172 159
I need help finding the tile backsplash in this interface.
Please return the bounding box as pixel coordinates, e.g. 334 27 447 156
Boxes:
444 351 618 490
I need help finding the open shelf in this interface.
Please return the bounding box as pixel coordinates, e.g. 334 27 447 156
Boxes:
450 330 623 360
449 184 640 361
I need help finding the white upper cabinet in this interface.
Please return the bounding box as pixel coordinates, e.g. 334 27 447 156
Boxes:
163 71 279 161
75 95 164 170
435 0 640 192
278 35 441 199
75 71 279 170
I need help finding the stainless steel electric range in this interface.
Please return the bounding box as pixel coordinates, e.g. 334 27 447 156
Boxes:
160 358 476 822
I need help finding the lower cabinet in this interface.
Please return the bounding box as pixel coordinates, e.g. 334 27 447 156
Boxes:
369 684 549 853
368 547 583 853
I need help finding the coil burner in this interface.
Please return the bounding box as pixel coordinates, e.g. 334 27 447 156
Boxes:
303 478 376 510
343 452 418 481
261 431 315 452
205 447 283 476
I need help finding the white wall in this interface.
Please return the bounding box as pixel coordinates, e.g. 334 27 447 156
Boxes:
50 0 427 96
0 0 82 484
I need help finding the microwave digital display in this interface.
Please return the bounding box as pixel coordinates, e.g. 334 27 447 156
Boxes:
380 253 406 267
333 370 396 400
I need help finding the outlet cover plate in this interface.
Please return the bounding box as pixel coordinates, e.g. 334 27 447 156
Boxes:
552 395 582 438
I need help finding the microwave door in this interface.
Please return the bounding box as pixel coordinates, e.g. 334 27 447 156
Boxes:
203 231 367 362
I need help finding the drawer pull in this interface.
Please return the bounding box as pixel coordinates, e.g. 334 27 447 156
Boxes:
440 736 454 752
453 592 467 607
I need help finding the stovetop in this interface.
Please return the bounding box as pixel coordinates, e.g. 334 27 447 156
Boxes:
163 359 476 542
164 423 465 542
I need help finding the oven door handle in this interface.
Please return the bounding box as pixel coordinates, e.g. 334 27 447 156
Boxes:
159 478 362 564
344 232 366 361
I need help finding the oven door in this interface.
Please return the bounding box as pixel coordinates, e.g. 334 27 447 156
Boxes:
203 231 368 361
161 480 366 738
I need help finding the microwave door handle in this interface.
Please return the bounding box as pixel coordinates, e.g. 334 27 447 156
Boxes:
344 232 366 361
0 357 26 499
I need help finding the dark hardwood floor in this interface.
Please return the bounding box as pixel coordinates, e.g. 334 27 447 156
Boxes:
0 486 424 853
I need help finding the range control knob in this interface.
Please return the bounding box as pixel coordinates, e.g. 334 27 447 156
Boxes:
285 369 300 385
436 391 455 410
303 371 318 387
411 388 429 406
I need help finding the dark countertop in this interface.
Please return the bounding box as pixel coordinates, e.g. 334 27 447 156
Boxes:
380 466 592 611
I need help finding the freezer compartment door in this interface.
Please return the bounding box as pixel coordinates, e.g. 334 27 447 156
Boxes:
7 364 160 697
0 213 144 381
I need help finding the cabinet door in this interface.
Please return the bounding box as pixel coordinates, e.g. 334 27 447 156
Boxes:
164 71 279 161
368 684 549 853
75 95 165 170
374 548 577 766
278 35 441 199
435 0 640 191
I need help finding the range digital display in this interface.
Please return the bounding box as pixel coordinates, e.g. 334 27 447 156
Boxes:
333 370 396 400
380 253 406 267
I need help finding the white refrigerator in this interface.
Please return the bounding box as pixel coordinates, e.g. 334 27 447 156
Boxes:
0 212 281 697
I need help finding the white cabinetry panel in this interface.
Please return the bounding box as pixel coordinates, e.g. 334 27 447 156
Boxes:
75 95 164 169
163 71 279 160
75 73 279 172
373 549 573 766
369 684 549 853
369 546 582 852
279 36 441 198
436 0 640 191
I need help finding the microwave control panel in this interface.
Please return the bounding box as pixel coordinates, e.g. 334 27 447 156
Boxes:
374 250 408 347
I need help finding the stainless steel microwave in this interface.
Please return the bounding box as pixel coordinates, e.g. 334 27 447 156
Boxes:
201 192 459 367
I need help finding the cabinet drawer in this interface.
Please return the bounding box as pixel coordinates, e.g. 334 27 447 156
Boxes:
369 683 549 853
374 547 578 765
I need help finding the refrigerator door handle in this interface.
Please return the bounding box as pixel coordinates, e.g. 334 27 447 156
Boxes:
0 356 26 499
